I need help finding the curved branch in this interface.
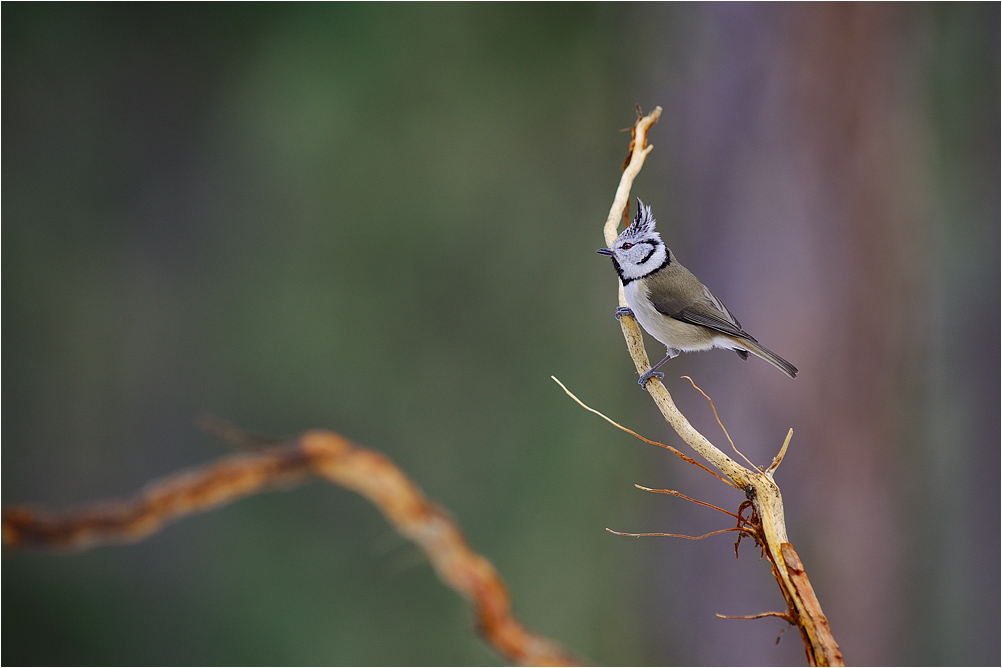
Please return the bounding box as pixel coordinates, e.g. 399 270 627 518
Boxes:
3 429 582 667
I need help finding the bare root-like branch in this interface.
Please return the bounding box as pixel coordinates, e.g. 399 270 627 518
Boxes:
2 429 582 667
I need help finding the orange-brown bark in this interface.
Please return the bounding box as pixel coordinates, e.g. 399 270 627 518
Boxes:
3 430 581 667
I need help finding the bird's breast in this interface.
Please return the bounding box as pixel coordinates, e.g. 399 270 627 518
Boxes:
623 280 719 352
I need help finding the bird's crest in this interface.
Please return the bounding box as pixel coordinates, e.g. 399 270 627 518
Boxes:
624 198 657 238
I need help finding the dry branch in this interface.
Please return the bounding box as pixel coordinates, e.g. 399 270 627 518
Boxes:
596 106 844 667
3 429 582 667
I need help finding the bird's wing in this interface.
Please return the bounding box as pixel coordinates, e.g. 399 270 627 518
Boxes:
651 279 756 342
673 302 755 341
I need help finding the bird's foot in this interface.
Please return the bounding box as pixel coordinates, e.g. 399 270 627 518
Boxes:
615 307 634 320
638 369 665 388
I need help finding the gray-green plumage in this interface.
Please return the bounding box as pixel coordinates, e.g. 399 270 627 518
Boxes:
598 199 797 385
643 254 797 377
644 255 746 337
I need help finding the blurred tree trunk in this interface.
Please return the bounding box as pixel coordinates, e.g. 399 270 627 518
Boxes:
655 4 944 664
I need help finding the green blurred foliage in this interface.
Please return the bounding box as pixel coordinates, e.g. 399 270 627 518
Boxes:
3 3 998 666
4 4 654 665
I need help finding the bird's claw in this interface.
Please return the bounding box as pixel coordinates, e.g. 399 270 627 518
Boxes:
638 369 665 388
615 307 634 320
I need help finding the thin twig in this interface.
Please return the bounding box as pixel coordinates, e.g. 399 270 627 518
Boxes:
551 376 736 488
633 485 739 518
717 611 796 622
681 376 757 472
606 527 740 540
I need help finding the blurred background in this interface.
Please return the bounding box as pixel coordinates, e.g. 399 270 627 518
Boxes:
3 4 998 665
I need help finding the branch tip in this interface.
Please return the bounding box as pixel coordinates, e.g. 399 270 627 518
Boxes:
766 428 793 477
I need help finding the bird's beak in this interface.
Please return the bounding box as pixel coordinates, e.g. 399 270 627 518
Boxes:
596 248 613 256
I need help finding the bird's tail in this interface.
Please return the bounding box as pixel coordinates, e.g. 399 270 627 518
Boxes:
738 339 798 378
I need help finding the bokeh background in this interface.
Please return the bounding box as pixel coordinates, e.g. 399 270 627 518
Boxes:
3 4 998 666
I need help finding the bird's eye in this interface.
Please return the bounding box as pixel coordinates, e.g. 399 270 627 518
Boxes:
621 243 634 250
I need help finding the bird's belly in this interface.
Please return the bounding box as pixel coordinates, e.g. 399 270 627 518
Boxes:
624 282 719 351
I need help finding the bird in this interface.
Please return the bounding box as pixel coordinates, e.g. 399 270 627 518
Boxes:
597 198 797 387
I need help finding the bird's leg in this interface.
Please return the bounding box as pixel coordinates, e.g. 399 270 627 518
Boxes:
638 348 679 388
612 308 679 388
